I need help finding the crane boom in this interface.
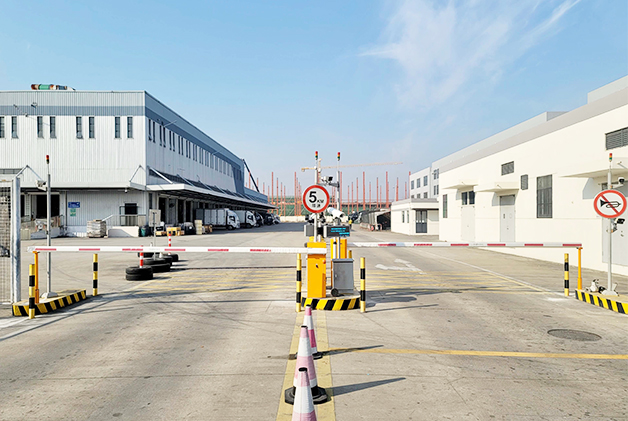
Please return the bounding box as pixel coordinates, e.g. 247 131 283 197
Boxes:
301 161 402 171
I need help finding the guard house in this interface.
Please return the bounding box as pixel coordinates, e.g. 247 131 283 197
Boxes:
0 89 273 237
391 198 439 235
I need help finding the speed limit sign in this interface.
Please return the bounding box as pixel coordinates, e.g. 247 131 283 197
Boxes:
303 185 330 213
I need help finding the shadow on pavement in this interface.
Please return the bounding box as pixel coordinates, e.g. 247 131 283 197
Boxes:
330 377 406 397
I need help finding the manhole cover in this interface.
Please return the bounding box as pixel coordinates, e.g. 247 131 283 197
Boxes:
547 329 602 341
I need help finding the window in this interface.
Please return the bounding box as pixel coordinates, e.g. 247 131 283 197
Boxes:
443 194 448 218
606 127 628 150
50 117 56 138
152 120 156 142
411 180 415 189
75 117 82 138
417 178 421 188
37 117 43 138
12 116 18 138
402 211 405 223
162 126 166 147
115 117 121 138
89 117 95 138
127 117 133 138
424 175 428 186
124 203 138 215
537 175 552 218
434 185 439 196
502 161 514 175
0 117 4 138
423 192 427 198
461 191 475 205
521 174 528 190
433 169 439 180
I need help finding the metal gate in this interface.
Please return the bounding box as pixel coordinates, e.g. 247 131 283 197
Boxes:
0 181 12 303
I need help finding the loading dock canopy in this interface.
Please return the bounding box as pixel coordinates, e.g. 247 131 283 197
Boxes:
147 169 273 211
562 158 628 179
442 180 478 190
475 181 519 192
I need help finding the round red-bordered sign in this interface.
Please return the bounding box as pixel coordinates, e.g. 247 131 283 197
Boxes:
594 189 627 218
302 185 330 213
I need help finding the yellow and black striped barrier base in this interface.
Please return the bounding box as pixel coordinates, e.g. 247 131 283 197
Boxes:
301 295 360 311
575 290 627 314
12 290 88 317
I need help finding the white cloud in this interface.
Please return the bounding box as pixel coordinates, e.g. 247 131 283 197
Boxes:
362 0 581 108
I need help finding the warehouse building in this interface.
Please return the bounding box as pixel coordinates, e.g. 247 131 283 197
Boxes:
435 76 628 275
0 89 271 237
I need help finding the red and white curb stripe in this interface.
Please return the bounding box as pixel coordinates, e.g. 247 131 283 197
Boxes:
27 246 316 254
349 242 582 248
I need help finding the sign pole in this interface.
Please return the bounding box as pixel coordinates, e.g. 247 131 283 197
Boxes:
607 154 613 293
43 155 57 298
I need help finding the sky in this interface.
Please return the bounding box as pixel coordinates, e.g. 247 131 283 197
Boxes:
1 0 626 200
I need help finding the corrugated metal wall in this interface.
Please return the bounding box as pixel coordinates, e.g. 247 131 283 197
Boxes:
64 190 146 227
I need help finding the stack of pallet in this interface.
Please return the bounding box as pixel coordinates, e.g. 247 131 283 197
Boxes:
87 220 107 238
167 226 183 236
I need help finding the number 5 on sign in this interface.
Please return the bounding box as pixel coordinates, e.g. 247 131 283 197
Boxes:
303 185 330 213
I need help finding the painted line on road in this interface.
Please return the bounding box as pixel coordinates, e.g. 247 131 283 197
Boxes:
416 250 550 293
276 317 302 420
336 348 628 360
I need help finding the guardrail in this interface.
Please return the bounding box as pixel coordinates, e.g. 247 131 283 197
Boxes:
27 246 319 254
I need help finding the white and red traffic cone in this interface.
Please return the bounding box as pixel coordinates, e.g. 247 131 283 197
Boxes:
285 326 328 405
304 305 322 360
292 367 317 421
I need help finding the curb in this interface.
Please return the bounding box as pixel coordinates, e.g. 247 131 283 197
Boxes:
575 289 627 314
301 296 360 311
12 290 88 317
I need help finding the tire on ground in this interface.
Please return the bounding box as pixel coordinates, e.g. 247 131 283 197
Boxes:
160 255 174 265
150 263 171 273
143 258 169 266
125 266 153 281
137 252 154 258
169 253 179 262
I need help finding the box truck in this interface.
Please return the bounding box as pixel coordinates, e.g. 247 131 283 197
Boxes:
195 208 240 230
234 210 257 228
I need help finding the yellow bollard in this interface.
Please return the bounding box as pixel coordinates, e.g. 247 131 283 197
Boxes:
93 254 99 296
33 251 39 304
360 257 366 313
340 238 348 258
296 253 302 313
28 264 36 319
577 247 582 290
348 249 353 259
564 253 569 297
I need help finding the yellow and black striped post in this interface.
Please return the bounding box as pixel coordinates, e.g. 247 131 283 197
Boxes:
33 251 40 304
296 253 302 313
93 254 99 296
360 257 366 313
28 264 36 319
564 253 569 297
577 247 582 290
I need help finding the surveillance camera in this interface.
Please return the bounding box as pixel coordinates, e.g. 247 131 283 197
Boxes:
618 177 625 185
617 218 625 225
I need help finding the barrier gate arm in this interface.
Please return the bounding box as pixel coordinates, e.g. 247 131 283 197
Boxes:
348 242 583 248
26 246 320 254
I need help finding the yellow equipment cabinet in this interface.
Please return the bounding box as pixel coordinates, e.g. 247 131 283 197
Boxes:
306 241 327 298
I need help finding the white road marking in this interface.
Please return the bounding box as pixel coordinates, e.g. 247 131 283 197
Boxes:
375 261 425 273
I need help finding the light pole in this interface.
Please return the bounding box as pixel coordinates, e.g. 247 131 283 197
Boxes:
42 155 57 298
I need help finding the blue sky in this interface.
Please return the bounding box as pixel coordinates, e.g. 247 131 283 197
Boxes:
1 0 626 200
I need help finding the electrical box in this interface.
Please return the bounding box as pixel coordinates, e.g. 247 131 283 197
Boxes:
306 241 327 298
332 259 354 295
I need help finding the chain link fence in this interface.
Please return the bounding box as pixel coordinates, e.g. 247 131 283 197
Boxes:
0 181 11 303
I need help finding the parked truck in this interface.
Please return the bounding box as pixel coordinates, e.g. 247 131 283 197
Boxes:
195 208 240 230
234 210 257 228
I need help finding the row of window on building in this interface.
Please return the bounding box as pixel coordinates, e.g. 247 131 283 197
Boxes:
411 175 429 190
0 116 134 139
441 174 552 219
147 118 238 179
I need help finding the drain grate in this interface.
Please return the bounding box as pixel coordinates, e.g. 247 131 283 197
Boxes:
548 329 602 341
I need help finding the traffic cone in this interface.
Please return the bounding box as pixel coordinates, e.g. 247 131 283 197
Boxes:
285 326 328 405
292 367 317 421
304 305 322 360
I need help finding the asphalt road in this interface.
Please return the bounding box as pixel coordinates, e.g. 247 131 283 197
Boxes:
0 223 626 420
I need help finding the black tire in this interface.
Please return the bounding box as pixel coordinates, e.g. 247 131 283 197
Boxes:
160 255 174 265
169 253 179 262
125 266 153 281
150 263 171 273
137 252 154 258
143 258 169 266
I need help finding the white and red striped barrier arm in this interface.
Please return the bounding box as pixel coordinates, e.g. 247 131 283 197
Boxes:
26 246 317 254
348 242 582 248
